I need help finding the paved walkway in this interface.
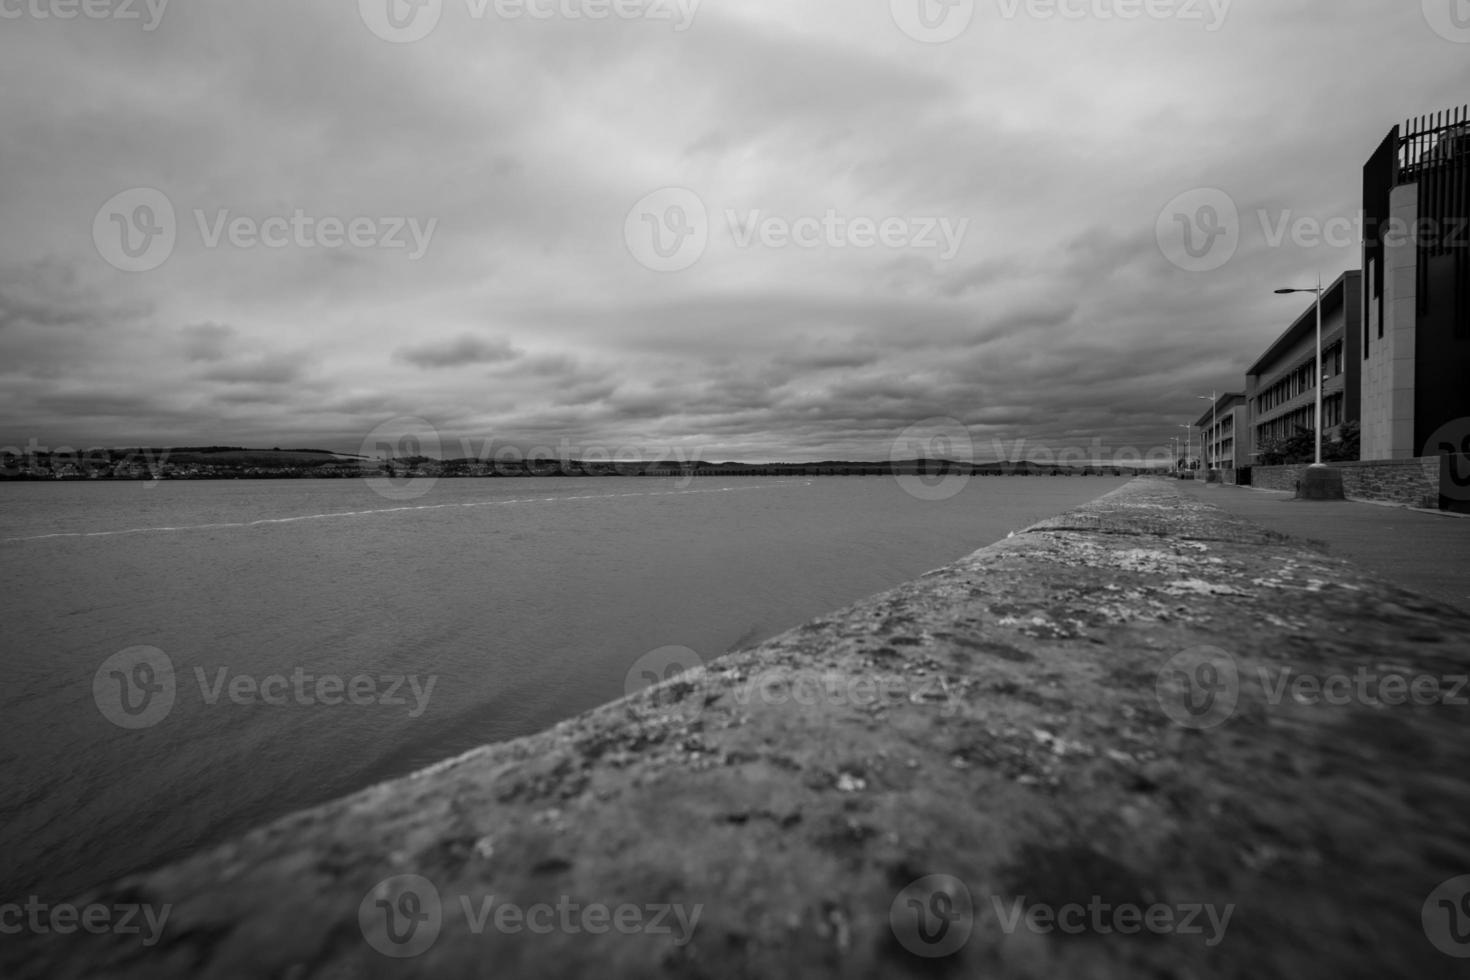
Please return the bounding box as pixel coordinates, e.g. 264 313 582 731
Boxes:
1179 481 1470 614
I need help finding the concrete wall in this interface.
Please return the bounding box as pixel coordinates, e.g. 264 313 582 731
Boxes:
1251 457 1440 506
8 480 1470 980
1361 183 1420 460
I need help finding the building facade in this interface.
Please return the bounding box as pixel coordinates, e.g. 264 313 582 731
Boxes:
1193 392 1248 480
1361 106 1470 460
1245 271 1362 460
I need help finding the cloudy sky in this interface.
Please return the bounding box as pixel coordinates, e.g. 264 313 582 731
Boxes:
1 0 1466 462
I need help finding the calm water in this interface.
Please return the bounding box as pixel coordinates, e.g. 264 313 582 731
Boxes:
0 475 1127 901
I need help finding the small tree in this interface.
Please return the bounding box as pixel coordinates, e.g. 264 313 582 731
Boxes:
1324 420 1361 462
1257 426 1315 465
1259 421 1361 465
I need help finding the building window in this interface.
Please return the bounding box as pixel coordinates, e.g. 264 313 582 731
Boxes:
1325 342 1343 377
1324 393 1344 429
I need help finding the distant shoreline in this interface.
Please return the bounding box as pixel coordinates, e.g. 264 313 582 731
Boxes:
1 463 1151 482
2 448 1158 482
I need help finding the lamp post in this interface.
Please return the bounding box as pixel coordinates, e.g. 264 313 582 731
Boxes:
1197 391 1218 482
1177 424 1193 478
1274 276 1324 466
1274 274 1344 500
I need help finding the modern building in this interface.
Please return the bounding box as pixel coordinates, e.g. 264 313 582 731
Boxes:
1193 392 1249 481
1245 270 1362 459
1361 106 1470 460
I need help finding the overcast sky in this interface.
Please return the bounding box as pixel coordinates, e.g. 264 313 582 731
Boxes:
2 0 1466 462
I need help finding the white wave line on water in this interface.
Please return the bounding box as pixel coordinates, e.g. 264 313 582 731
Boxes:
1 482 812 544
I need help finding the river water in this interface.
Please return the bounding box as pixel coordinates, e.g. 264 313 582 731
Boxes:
0 474 1126 901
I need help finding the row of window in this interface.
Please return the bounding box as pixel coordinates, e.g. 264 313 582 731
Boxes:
1325 394 1344 429
1204 437 1235 458
1254 342 1344 415
1253 393 1345 444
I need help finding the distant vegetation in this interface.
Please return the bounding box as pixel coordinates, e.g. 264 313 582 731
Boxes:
1255 421 1361 466
1 447 1152 481
1 447 361 481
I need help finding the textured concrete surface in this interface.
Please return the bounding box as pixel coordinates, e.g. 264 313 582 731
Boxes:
7 478 1470 979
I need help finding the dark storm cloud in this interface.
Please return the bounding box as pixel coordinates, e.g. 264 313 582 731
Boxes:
180 323 235 362
0 0 1464 457
395 335 522 369
0 260 149 333
34 390 181 419
200 354 306 386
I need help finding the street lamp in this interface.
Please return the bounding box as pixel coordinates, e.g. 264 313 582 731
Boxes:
1197 391 1217 480
1177 424 1193 476
1274 274 1345 500
1274 276 1325 467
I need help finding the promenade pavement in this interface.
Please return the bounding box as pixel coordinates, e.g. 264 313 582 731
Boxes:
1179 480 1470 615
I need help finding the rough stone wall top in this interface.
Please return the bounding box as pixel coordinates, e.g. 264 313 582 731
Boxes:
7 479 1470 979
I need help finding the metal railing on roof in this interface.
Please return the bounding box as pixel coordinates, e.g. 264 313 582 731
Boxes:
1398 105 1470 182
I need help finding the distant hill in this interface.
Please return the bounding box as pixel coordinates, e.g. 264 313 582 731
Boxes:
155 449 356 468
3 446 1156 481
